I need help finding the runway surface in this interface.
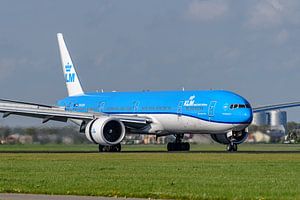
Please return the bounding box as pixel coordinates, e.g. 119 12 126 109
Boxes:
0 193 149 200
0 150 299 153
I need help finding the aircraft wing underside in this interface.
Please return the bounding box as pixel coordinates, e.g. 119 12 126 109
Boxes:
0 101 151 129
253 101 300 112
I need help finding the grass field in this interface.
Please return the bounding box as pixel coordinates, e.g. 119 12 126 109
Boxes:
0 144 300 200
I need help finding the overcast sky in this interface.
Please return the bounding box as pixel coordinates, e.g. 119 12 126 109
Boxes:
1 0 300 126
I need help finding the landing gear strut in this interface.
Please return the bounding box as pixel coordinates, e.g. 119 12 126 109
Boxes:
167 134 190 151
99 143 121 152
226 143 238 152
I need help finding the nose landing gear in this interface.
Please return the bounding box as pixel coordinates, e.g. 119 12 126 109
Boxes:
226 143 238 152
167 134 190 151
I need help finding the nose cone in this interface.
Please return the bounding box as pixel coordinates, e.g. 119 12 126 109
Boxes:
241 109 253 124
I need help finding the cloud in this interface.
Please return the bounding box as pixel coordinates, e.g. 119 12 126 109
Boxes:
185 0 229 22
247 0 300 28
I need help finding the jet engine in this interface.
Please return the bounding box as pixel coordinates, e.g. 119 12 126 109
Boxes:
211 130 248 145
85 117 126 145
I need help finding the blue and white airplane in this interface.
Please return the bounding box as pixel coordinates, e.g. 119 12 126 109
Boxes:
0 33 300 152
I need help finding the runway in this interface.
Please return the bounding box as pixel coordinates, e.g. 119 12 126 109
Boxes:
0 150 299 153
0 193 148 200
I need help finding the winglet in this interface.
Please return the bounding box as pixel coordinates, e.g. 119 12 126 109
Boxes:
57 33 84 96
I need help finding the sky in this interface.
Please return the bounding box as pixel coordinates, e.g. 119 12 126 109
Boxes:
1 0 300 126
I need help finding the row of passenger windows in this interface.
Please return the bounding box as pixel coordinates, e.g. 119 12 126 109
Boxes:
106 106 173 111
101 106 203 111
106 107 133 111
141 106 172 111
230 104 251 109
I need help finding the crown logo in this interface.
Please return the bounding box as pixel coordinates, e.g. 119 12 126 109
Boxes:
65 64 72 72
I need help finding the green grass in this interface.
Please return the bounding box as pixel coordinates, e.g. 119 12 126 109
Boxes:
0 144 300 199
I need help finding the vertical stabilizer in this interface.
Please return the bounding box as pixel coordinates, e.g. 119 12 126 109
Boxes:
57 33 84 96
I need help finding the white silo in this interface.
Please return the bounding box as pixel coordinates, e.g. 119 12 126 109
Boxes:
267 110 287 129
252 112 267 126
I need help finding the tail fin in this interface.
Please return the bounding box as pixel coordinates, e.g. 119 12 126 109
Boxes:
57 33 84 96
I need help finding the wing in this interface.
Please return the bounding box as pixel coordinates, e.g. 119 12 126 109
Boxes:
0 99 151 129
253 101 300 113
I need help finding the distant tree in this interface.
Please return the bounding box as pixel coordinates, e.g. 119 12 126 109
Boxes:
287 122 300 132
0 126 11 138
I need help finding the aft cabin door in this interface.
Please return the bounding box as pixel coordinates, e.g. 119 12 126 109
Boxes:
133 101 140 113
98 102 105 113
208 101 217 117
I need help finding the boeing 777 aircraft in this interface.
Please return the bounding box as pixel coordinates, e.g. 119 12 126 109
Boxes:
0 33 300 152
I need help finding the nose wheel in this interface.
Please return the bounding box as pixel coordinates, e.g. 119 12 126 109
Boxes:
226 143 238 152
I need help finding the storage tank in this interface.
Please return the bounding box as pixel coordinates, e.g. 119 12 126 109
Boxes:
252 112 267 126
267 110 287 129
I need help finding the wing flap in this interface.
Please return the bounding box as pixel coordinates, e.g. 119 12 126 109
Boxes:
0 102 96 121
0 102 152 130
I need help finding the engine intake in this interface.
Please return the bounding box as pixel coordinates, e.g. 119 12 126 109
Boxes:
211 130 248 145
85 117 126 145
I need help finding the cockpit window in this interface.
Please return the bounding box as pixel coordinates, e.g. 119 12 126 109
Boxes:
230 104 251 109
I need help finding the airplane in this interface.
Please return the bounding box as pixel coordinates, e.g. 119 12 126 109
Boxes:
0 33 300 152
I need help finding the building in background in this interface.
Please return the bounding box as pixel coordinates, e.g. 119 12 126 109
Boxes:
250 110 287 142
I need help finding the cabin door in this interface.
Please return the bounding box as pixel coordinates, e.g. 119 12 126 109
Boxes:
208 101 217 117
177 101 184 116
98 102 105 113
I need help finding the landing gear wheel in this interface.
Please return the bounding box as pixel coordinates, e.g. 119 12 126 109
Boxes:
111 143 121 152
167 134 190 151
232 144 238 152
226 144 232 152
98 144 121 152
167 142 189 151
182 142 190 151
98 144 105 152
226 143 238 152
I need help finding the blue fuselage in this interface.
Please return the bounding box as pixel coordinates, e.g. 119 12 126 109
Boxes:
57 90 253 125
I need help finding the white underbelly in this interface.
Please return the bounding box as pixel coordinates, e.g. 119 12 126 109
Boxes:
140 114 235 134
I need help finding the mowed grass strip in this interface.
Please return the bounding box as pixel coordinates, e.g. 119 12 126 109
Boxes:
0 152 299 199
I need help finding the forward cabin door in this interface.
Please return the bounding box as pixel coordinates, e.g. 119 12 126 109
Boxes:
208 101 217 119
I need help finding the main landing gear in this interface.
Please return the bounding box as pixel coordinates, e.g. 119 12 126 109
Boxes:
167 134 190 151
226 143 238 152
98 144 121 152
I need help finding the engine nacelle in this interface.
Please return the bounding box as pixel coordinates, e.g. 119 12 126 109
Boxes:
85 117 126 145
211 130 248 145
